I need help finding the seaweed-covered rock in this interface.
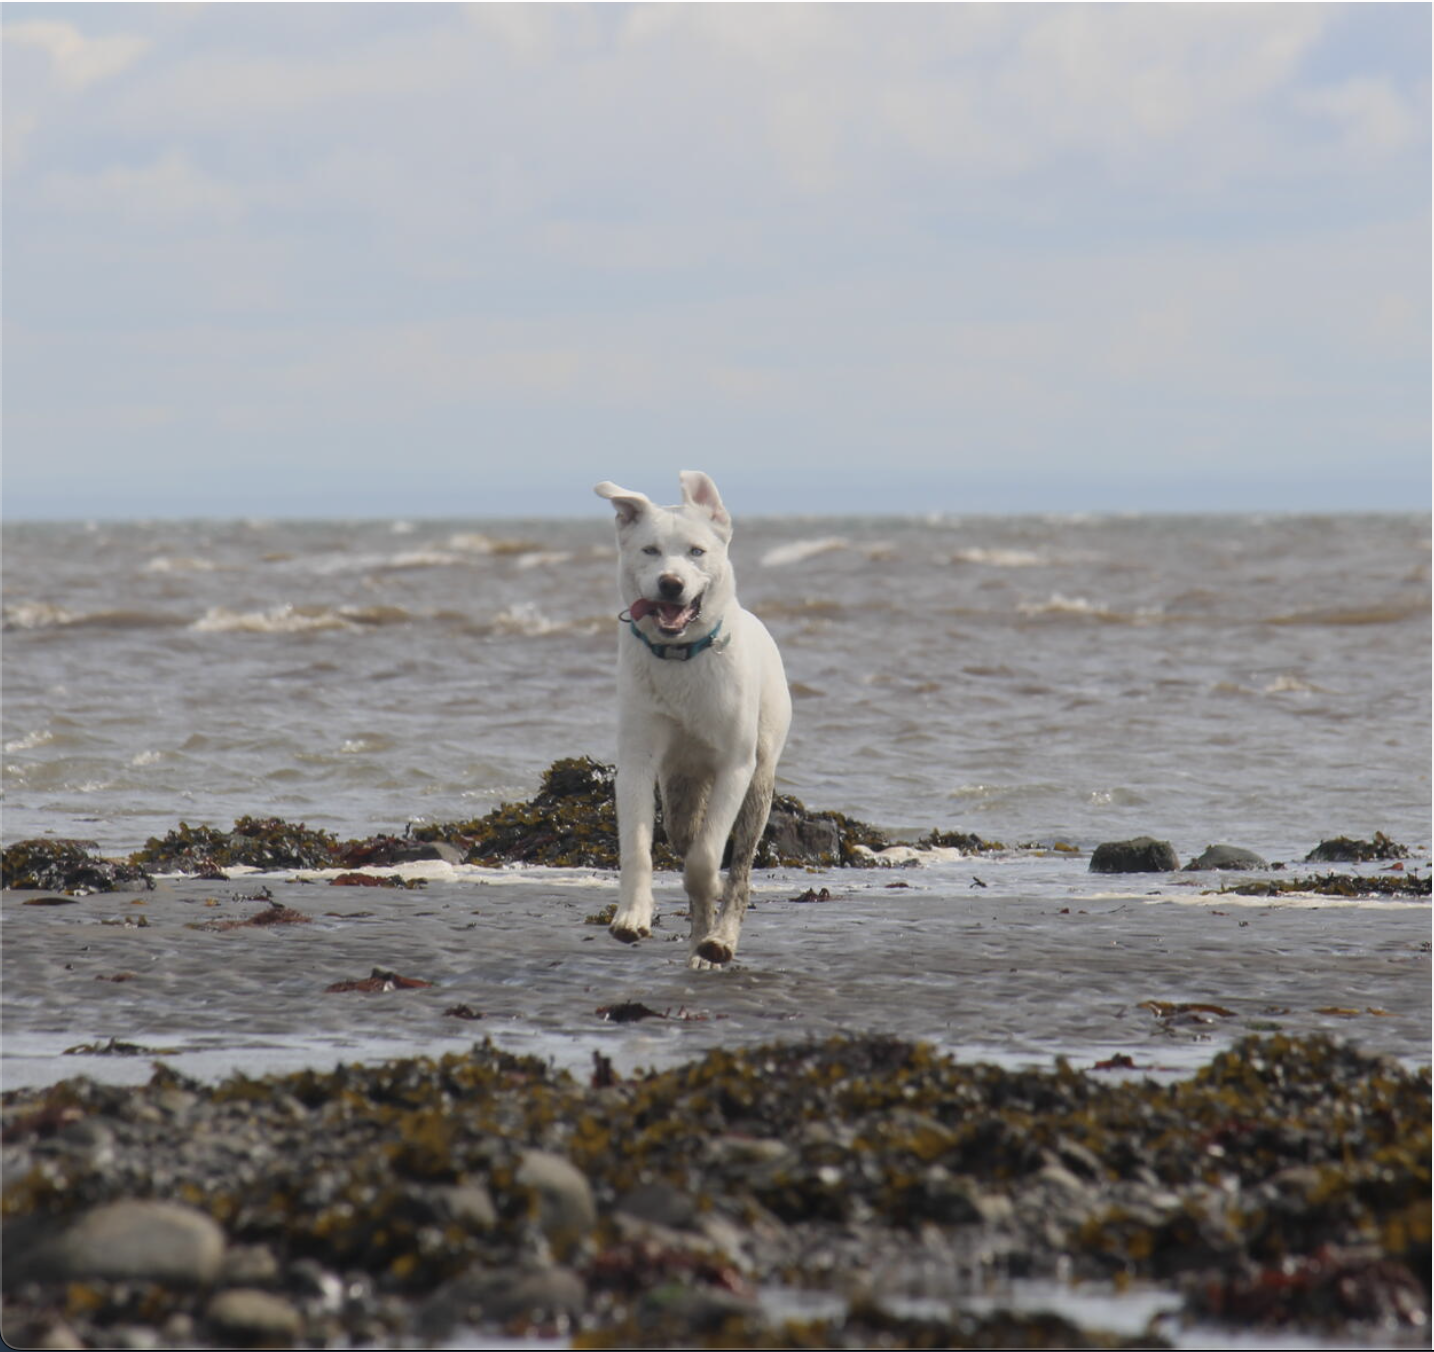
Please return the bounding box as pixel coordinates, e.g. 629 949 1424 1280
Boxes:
2 839 153 892
920 828 1001 853
1184 845 1270 871
1089 837 1180 873
413 759 888 870
130 816 341 873
1218 872 1431 900
412 756 643 870
1305 832 1409 864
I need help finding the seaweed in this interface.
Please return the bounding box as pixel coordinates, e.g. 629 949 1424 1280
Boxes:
1 1034 1426 1347
2 839 154 893
1218 872 1430 900
130 816 340 873
1305 832 1410 864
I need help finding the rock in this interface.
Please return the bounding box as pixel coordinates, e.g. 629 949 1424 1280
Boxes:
28 1199 224 1287
761 807 841 864
1184 844 1270 871
219 1244 280 1288
1089 837 1179 873
1 839 153 892
1305 832 1409 863
615 1180 698 1230
205 1288 303 1345
419 1265 586 1339
409 1182 497 1231
515 1150 596 1245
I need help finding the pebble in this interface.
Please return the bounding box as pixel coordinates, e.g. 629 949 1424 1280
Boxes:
515 1148 597 1245
31 1199 224 1286
205 1288 303 1344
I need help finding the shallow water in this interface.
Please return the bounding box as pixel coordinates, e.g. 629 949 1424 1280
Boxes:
4 853 1427 1094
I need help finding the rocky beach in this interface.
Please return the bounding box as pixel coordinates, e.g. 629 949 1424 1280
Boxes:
3 764 1430 1350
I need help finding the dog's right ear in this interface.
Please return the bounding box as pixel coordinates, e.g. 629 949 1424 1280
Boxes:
594 481 651 527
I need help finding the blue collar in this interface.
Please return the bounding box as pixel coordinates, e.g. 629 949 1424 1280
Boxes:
627 616 724 661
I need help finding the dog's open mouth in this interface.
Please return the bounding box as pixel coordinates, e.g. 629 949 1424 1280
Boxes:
631 594 703 636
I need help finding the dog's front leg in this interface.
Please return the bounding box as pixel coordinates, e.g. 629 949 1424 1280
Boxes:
611 744 658 944
685 755 755 969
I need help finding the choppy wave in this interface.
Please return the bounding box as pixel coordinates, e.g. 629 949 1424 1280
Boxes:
487 603 602 637
142 555 220 574
761 537 850 568
1264 602 1429 627
950 547 1048 568
192 605 353 634
3 602 184 631
1015 594 1163 624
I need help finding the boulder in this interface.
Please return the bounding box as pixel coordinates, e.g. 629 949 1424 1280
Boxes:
1184 845 1270 871
1089 837 1179 873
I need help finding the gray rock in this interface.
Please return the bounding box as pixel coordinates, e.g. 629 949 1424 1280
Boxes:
31 1199 224 1287
219 1243 280 1288
205 1288 302 1344
615 1180 697 1230
1089 837 1179 873
1184 844 1270 871
420 1265 586 1339
762 808 841 863
429 1182 498 1231
515 1150 596 1244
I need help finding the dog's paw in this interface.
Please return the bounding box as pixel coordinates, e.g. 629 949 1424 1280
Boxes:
692 936 734 967
609 922 650 944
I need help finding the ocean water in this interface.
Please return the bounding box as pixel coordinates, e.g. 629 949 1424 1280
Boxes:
3 513 1429 1350
3 512 1429 860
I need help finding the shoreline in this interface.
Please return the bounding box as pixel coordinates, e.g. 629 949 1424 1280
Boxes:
3 1024 1427 1349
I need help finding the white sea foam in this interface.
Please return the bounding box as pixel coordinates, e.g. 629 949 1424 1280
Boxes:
190 604 359 634
143 555 218 574
4 602 83 630
950 547 1048 567
3 729 54 753
760 537 849 568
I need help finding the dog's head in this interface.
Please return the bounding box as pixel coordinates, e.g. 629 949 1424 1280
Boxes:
595 471 735 639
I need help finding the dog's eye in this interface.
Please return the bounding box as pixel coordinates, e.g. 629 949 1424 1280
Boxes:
688 547 705 557
642 546 660 556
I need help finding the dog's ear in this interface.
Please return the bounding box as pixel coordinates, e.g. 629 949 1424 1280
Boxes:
594 481 652 527
679 470 732 539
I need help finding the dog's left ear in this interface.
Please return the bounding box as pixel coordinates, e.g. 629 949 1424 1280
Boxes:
679 470 732 540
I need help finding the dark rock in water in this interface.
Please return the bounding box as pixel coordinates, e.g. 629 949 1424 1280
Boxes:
1 839 153 892
1089 837 1179 873
1305 831 1409 863
760 803 841 864
1184 845 1270 871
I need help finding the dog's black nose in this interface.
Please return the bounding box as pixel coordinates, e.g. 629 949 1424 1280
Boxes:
658 574 684 599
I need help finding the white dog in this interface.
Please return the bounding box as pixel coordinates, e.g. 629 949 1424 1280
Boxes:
594 471 792 969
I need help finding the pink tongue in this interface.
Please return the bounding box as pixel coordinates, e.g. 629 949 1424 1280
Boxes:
629 597 692 628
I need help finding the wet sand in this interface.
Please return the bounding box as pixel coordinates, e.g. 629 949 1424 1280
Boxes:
5 855 1428 1092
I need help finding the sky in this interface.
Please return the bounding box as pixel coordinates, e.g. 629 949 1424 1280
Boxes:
2 1 1430 521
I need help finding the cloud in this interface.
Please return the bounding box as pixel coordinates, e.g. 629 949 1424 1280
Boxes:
1 2 1427 517
3 18 150 89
